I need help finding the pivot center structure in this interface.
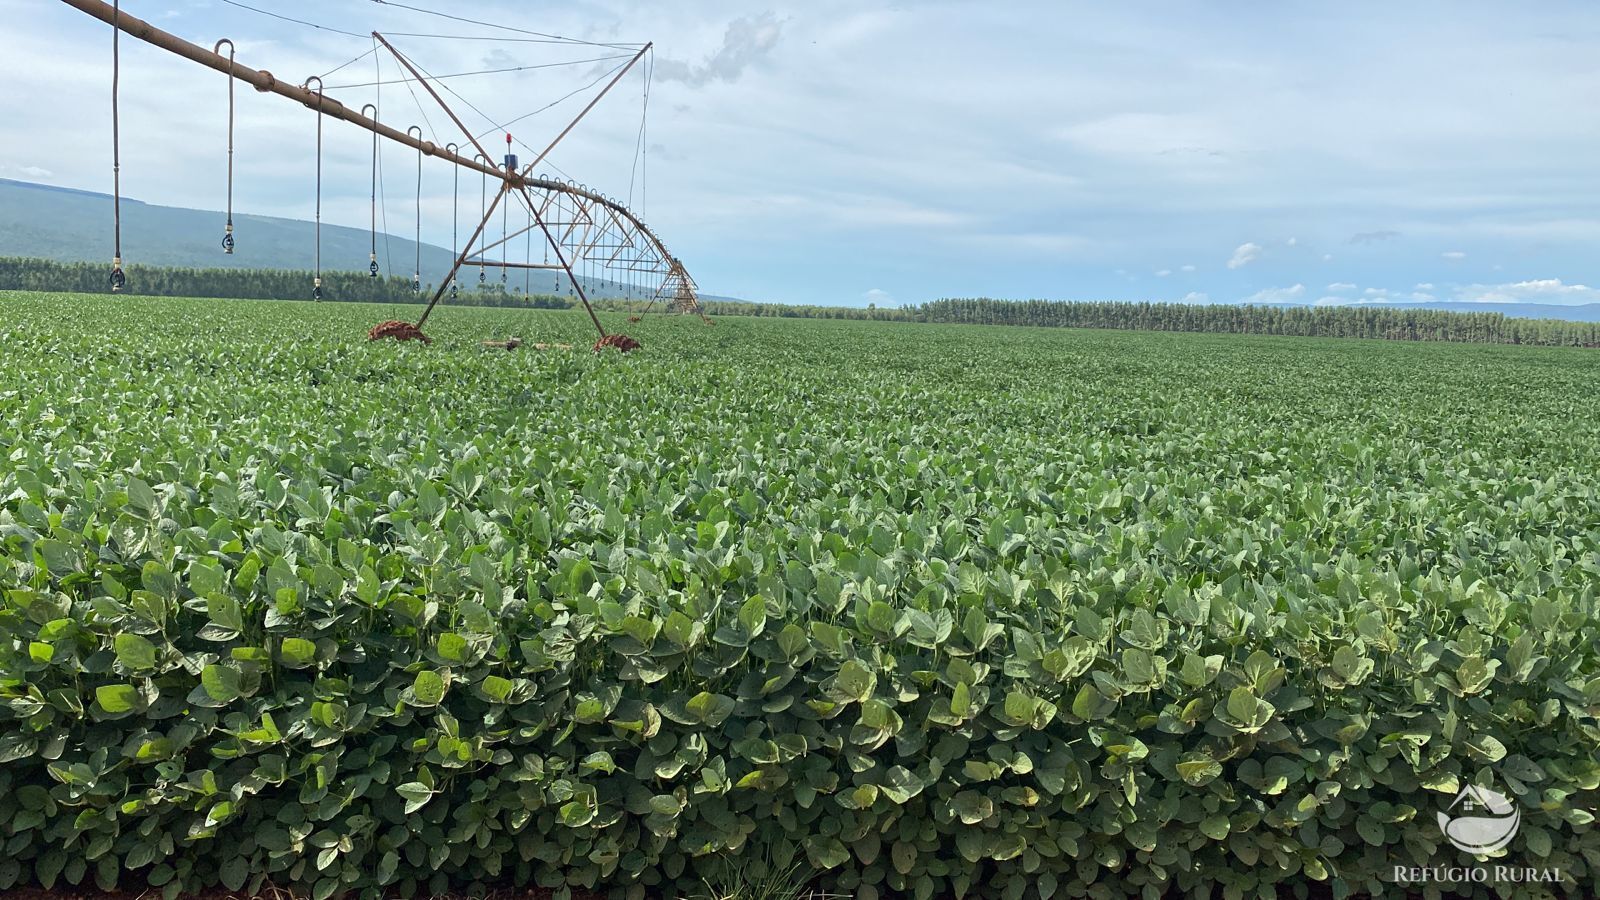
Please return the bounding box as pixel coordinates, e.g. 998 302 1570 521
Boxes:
67 0 705 341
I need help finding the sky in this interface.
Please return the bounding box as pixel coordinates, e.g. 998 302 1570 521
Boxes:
4 0 1600 308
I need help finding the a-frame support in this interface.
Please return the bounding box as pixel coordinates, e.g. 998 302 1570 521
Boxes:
379 32 649 338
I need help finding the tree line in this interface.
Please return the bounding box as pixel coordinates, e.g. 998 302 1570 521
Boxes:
3 256 1595 347
0 257 569 308
916 298 1600 347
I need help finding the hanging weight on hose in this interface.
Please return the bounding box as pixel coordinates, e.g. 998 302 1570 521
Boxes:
446 141 459 301
475 154 488 285
305 76 324 302
361 103 379 277
109 0 126 292
215 38 236 254
500 134 513 288
407 125 423 294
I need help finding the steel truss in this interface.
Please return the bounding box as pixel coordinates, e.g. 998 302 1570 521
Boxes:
62 0 702 336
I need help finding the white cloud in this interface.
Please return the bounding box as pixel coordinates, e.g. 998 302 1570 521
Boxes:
1243 283 1305 303
1322 253 1334 262
1 163 52 179
1180 264 1196 273
1155 268 1171 277
1179 291 1210 304
1442 250 1467 259
1414 282 1434 290
1286 236 1298 246
863 288 892 304
1226 242 1262 269
654 13 785 87
1363 287 1389 298
1326 282 1356 291
1455 278 1600 305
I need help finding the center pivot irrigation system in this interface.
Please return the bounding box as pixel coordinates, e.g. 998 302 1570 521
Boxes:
70 0 709 350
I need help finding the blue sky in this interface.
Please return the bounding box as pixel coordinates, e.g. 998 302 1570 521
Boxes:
4 0 1600 307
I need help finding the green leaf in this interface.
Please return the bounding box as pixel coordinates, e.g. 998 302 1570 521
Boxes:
201 664 243 703
113 634 157 671
1042 636 1097 681
94 684 139 714
648 794 683 816
127 477 160 517
832 659 877 703
1502 754 1546 784
683 691 735 726
950 681 971 717
1331 645 1373 685
36 539 81 576
950 790 992 825
395 782 433 814
140 561 176 599
1455 656 1495 694
481 675 514 702
1218 687 1273 733
219 856 249 892
411 670 447 706
1175 753 1222 786
803 835 850 870
1178 652 1224 687
737 595 767 637
662 611 699 648
558 800 594 828
436 632 469 663
1071 683 1111 721
880 765 924 804
279 637 317 669
1003 691 1037 724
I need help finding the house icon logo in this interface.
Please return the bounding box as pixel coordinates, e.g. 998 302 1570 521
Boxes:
1437 781 1521 854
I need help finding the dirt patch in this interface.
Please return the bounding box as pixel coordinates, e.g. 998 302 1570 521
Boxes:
593 333 641 353
367 321 431 344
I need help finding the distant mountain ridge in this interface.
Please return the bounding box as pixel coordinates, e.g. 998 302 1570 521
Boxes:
0 178 113 203
0 176 459 274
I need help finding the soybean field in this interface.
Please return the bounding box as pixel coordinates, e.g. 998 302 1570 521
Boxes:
1 290 1597 900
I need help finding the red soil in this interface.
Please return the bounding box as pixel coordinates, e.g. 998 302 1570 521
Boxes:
593 333 641 353
367 320 432 343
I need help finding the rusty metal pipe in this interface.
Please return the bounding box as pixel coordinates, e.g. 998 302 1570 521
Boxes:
60 0 656 227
